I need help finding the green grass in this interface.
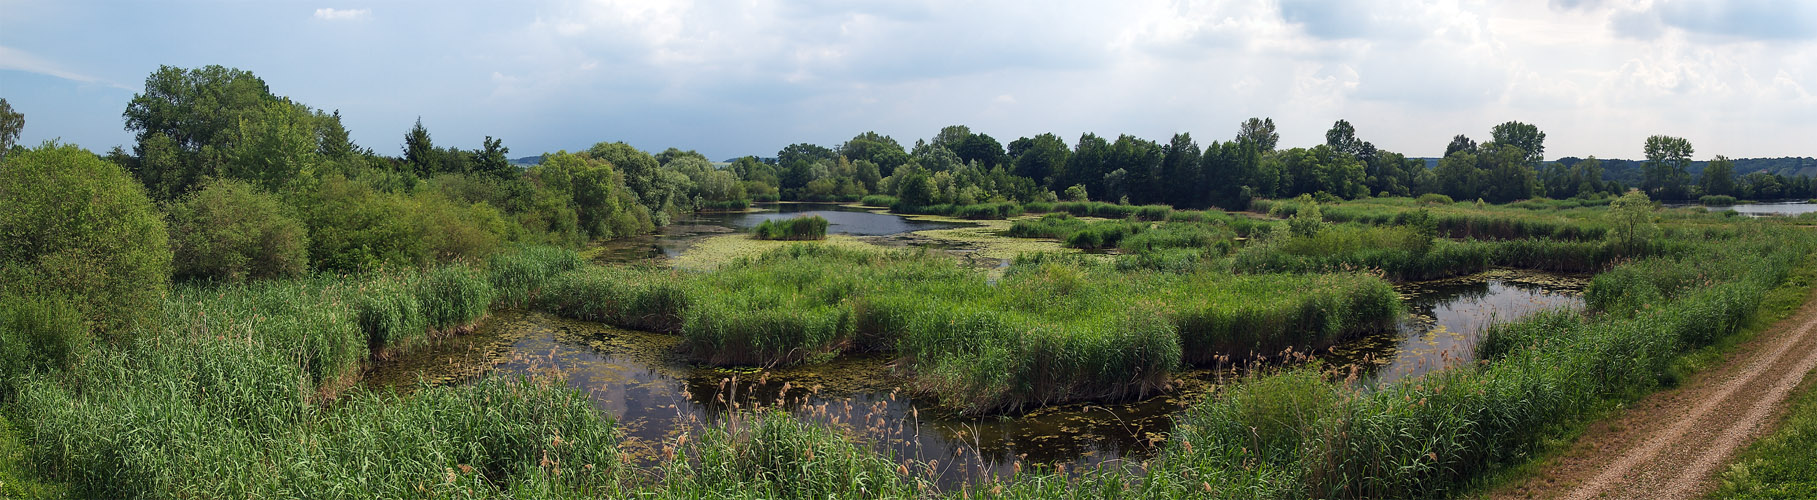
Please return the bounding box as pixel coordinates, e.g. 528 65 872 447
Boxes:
12 195 1817 499
487 246 583 308
0 415 67 499
658 410 915 499
416 265 496 331
1711 370 1817 499
751 216 830 240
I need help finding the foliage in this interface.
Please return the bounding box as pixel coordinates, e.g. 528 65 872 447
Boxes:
0 142 172 338
167 178 310 282
1608 190 1657 254
0 98 21 160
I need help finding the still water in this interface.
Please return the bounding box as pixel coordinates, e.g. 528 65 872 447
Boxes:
1716 201 1817 217
596 203 971 262
363 270 1584 486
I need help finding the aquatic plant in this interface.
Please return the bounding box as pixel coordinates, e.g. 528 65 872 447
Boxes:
752 215 830 241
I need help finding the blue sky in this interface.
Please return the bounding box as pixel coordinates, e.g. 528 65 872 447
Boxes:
4 0 1817 161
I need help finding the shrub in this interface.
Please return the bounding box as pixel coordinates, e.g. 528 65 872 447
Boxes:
751 216 829 241
0 142 172 338
1701 194 1738 206
1416 193 1454 205
167 178 310 282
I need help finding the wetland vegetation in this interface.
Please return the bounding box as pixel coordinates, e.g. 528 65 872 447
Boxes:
3 67 1817 499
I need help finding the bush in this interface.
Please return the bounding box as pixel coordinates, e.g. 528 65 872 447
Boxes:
167 178 310 282
414 265 495 331
751 216 829 241
0 142 172 338
1416 193 1455 205
1701 194 1739 206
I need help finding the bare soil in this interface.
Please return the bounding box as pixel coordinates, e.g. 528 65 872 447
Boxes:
1490 289 1817 500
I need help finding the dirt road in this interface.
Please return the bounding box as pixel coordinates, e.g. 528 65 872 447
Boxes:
1491 290 1817 500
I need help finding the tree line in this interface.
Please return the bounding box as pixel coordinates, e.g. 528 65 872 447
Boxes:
2 64 1811 286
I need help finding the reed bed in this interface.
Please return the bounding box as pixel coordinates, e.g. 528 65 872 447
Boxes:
486 246 583 308
751 216 830 241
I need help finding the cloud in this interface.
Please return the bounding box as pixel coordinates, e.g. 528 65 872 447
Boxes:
1653 0 1817 40
0 45 132 90
313 8 370 21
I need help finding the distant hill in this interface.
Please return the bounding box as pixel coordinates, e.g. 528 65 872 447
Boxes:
509 155 542 166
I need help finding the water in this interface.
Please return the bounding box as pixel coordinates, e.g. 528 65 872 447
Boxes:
695 203 970 236
1714 201 1817 217
362 269 1586 487
1327 270 1586 384
595 203 971 263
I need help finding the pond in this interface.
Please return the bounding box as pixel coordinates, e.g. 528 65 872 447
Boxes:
361 269 1586 488
1715 201 1817 217
595 203 972 263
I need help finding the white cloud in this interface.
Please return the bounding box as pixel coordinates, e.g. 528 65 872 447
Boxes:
313 8 370 21
0 45 131 90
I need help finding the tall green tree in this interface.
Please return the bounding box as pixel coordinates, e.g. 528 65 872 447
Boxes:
0 98 21 159
838 132 909 177
1236 117 1279 152
954 133 1006 168
1063 133 1111 200
1324 119 1361 156
224 100 320 191
124 65 276 154
1478 143 1536 203
1700 155 1737 197
1160 133 1203 207
1444 134 1478 157
1011 133 1070 188
1490 121 1546 165
1642 135 1695 200
403 117 438 177
474 136 513 180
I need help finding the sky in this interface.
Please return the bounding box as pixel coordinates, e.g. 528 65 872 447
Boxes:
4 0 1817 162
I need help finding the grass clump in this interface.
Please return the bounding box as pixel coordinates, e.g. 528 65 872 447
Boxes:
858 194 897 207
415 264 496 332
752 215 830 241
487 245 583 308
535 266 690 332
353 274 427 353
661 410 913 499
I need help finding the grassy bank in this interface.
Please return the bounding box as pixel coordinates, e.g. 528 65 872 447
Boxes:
1712 369 1817 498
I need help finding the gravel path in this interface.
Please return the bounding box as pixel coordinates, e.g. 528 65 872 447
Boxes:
1491 290 1817 500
